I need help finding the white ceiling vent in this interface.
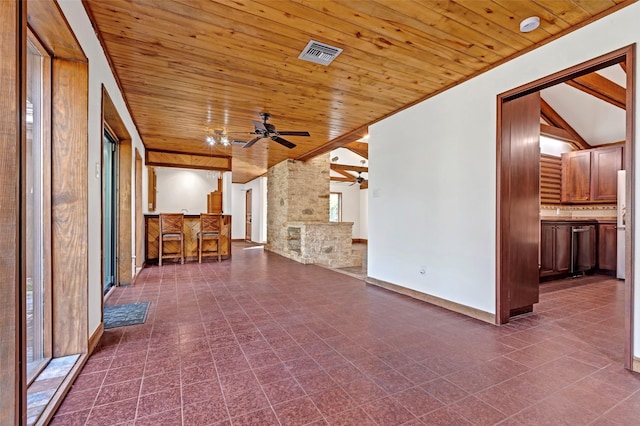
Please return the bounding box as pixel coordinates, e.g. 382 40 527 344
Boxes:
298 40 343 66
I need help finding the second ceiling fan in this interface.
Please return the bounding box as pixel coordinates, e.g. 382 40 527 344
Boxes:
232 112 310 149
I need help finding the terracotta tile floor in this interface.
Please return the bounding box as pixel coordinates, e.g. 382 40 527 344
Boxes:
51 245 640 425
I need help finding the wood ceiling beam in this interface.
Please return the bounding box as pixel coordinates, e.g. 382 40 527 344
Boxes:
330 177 356 182
297 126 368 162
540 99 591 150
330 163 368 173
334 169 356 180
344 141 369 159
540 124 580 150
565 73 625 109
360 180 369 190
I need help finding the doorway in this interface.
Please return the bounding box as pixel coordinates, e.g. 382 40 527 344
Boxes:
103 128 118 295
245 189 252 242
497 46 635 368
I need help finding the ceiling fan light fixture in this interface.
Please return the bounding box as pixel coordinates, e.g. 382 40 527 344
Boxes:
520 16 540 33
206 134 215 146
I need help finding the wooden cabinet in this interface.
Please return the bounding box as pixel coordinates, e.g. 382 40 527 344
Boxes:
561 151 591 202
598 222 617 272
591 147 623 201
540 222 571 278
561 146 622 203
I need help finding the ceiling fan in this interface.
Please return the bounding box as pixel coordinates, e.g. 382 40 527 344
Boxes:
350 172 366 186
231 112 310 149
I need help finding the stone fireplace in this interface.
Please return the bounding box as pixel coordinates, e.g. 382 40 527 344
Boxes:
266 155 361 268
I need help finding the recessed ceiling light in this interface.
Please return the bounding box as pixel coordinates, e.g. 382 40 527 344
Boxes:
520 16 540 33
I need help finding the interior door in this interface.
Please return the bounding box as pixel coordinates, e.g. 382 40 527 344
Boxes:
103 129 118 294
245 189 252 241
499 91 541 320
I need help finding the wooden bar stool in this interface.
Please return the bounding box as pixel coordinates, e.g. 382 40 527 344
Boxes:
159 213 184 266
198 213 222 263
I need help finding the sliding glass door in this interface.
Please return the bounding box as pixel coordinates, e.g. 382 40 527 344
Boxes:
26 37 51 381
103 129 118 294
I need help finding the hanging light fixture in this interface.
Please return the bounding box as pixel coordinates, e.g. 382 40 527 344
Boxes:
205 129 231 147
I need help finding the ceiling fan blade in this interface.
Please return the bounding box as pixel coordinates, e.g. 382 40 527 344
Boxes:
277 131 310 136
271 135 296 149
242 136 262 148
252 120 267 132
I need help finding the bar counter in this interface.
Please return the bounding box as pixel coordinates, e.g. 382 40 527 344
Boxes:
145 214 232 264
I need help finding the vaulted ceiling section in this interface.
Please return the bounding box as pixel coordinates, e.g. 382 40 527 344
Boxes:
83 0 633 182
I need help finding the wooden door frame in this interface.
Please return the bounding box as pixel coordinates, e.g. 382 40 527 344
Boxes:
245 188 252 241
496 45 635 370
135 149 143 272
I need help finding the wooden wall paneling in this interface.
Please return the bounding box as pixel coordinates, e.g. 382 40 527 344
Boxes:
117 140 132 285
145 149 231 171
540 154 562 204
51 58 88 356
147 167 156 211
0 2 25 424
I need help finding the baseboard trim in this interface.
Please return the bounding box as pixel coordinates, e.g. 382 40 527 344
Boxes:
88 323 104 355
365 276 495 324
633 357 640 373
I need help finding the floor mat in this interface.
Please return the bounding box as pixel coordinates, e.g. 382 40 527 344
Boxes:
104 302 150 329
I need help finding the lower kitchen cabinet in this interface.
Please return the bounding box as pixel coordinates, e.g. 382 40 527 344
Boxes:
598 222 617 273
540 222 571 278
541 220 617 281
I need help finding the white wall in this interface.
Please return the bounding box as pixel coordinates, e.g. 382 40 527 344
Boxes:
359 188 368 240
57 0 146 337
369 3 640 357
154 168 219 214
230 176 268 243
330 181 362 238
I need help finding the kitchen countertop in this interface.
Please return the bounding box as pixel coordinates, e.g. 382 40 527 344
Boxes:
540 217 616 223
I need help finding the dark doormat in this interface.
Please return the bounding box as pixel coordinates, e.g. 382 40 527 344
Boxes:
104 302 150 329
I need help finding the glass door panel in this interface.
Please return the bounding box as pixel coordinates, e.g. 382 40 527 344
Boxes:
103 130 118 294
26 40 47 380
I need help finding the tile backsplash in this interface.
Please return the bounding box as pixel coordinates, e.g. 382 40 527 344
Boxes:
540 204 616 220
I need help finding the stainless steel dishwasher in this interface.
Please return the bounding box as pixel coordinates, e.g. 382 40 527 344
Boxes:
570 224 596 275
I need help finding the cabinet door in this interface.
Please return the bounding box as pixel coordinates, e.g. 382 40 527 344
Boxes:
555 224 571 273
540 224 556 277
591 146 623 201
561 151 591 202
598 223 618 271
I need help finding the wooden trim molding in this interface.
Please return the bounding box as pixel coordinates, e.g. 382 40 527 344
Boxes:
0 1 25 424
366 277 495 324
145 148 231 171
88 324 104 356
352 238 368 244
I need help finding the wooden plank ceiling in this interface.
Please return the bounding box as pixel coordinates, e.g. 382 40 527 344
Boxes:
83 0 632 183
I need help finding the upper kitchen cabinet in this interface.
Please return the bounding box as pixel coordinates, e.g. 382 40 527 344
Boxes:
560 145 623 203
591 146 623 201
